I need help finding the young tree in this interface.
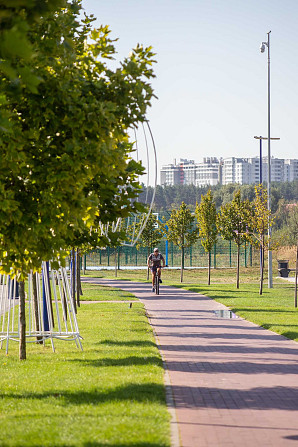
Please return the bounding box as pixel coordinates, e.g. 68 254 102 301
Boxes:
0 3 156 359
195 190 218 285
217 190 252 288
251 185 275 295
129 212 166 278
288 206 298 307
167 202 199 282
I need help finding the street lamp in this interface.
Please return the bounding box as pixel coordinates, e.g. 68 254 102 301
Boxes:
254 135 280 276
254 136 280 185
260 30 274 289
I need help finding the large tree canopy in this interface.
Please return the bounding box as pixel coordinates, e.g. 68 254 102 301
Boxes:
0 1 156 275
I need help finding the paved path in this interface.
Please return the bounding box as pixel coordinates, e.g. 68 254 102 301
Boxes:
82 278 298 447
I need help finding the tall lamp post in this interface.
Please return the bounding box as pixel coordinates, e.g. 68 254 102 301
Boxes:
260 30 274 288
254 135 280 276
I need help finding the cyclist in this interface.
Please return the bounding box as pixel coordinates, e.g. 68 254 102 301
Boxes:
147 247 165 292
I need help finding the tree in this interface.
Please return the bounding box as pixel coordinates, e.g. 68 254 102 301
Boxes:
0 2 156 359
288 206 298 307
195 190 218 285
166 202 199 282
129 212 166 279
217 190 252 288
0 0 66 131
251 185 275 295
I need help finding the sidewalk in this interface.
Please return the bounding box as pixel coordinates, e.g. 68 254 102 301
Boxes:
82 278 298 447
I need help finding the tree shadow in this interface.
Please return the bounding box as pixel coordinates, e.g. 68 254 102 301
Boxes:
97 339 157 348
159 343 298 356
0 383 166 406
172 385 298 411
166 359 298 375
281 331 298 340
0 443 167 447
68 356 163 368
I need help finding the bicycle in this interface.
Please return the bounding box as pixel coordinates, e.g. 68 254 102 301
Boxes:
154 266 166 295
154 269 160 295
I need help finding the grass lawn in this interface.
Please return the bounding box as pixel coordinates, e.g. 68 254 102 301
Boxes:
80 283 138 301
82 266 268 284
84 268 298 343
0 285 170 447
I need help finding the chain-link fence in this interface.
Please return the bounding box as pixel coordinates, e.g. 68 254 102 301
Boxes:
82 239 254 269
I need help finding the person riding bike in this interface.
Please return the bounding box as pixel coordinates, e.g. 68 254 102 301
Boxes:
147 248 165 292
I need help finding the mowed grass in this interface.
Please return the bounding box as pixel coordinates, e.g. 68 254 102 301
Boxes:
84 268 298 343
0 286 170 447
83 266 267 284
80 283 138 301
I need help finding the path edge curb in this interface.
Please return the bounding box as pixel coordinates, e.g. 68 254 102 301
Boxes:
146 311 181 447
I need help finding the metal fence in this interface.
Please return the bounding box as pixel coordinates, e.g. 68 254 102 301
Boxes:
82 239 254 269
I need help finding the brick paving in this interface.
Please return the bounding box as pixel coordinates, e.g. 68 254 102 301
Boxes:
82 278 298 447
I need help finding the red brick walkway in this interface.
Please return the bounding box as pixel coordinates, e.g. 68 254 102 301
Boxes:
82 278 298 447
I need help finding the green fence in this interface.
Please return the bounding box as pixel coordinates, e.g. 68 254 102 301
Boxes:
83 239 254 269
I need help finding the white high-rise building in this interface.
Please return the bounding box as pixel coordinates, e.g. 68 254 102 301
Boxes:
160 158 221 187
195 157 221 187
284 159 298 182
160 156 298 186
222 156 298 185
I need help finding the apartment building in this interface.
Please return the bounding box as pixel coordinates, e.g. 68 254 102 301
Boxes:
161 156 298 186
160 158 221 187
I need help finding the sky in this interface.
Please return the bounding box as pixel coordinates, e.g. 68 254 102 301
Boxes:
82 0 298 184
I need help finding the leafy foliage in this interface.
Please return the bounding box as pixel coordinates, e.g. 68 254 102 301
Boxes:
217 190 252 288
217 190 252 247
166 202 198 281
288 206 298 246
129 212 166 251
142 181 298 218
196 190 218 253
167 202 198 250
195 190 218 285
0 3 156 276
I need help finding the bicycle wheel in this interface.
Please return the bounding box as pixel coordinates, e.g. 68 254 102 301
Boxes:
155 274 159 295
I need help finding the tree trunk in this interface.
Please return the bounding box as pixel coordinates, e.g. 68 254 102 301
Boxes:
71 249 77 314
32 273 42 344
19 280 26 360
83 253 86 275
180 246 184 283
259 242 264 295
236 244 240 289
147 247 150 280
115 248 117 277
295 243 298 308
208 251 211 286
76 249 81 307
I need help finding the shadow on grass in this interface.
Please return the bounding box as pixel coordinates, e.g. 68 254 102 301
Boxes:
98 339 157 348
0 383 166 406
233 308 297 313
69 355 163 368
281 331 298 341
0 444 167 447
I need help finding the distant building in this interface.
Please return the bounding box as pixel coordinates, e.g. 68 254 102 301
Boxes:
222 156 298 185
161 156 298 186
160 158 221 187
195 157 221 187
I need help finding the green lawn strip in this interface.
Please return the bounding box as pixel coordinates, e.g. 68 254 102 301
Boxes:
0 292 170 446
172 282 298 342
81 283 138 301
